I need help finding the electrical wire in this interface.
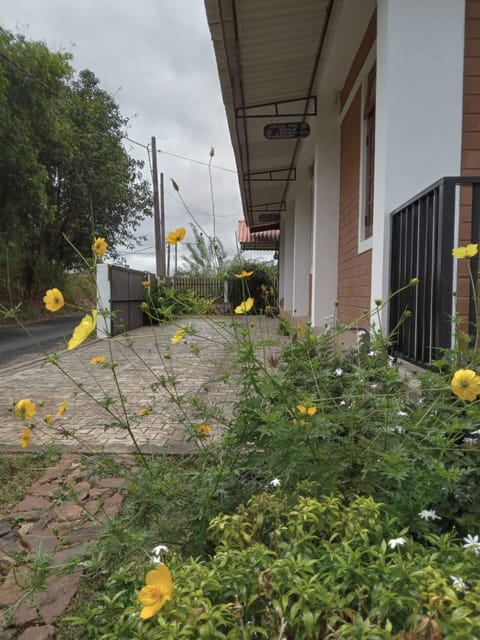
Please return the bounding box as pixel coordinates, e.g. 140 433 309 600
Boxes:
157 148 236 173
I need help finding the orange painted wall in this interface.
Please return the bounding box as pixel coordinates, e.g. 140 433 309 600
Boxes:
337 91 372 325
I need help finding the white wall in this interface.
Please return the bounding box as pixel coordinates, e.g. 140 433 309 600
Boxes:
292 173 312 318
311 96 341 329
281 203 295 314
371 0 466 307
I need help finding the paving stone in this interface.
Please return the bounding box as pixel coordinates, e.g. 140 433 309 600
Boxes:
12 496 51 514
28 481 60 497
52 542 89 565
97 477 125 489
18 625 56 640
53 504 84 522
0 627 17 640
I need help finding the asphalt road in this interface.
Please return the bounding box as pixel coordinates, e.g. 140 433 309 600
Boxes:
0 314 83 366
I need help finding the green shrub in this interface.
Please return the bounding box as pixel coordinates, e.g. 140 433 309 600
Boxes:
63 492 480 639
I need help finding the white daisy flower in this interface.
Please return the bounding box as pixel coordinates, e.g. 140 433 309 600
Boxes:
333 368 343 377
463 534 480 553
450 575 468 592
418 509 441 521
269 478 281 488
388 537 407 549
152 544 169 563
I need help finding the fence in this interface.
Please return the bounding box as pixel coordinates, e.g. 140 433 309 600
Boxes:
97 268 227 338
389 176 480 366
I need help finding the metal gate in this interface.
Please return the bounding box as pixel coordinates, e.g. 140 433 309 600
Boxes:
97 264 154 337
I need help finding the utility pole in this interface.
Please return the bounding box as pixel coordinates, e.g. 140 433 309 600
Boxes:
151 136 165 278
160 171 166 279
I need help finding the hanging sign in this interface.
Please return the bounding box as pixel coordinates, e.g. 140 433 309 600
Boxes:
264 122 310 140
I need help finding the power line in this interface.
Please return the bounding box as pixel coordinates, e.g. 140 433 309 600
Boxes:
157 148 236 173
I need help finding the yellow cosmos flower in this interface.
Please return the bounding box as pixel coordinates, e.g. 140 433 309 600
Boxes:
15 398 36 420
44 414 53 426
196 423 212 436
452 244 479 259
56 401 69 417
234 270 254 279
234 297 254 314
451 369 480 401
296 405 317 417
171 326 186 344
138 564 173 620
19 428 30 448
68 310 97 350
92 237 107 258
138 408 152 417
166 227 186 245
43 288 65 312
90 356 106 365
142 280 150 287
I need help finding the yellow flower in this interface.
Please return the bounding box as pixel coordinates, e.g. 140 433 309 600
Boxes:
452 244 478 259
68 310 97 350
171 326 186 344
451 369 480 401
19 428 30 448
196 423 212 436
234 270 254 279
93 237 107 258
44 414 53 426
138 564 173 620
138 408 152 417
90 356 106 365
166 227 186 245
142 280 150 287
15 399 36 420
234 297 254 314
43 288 64 312
297 404 317 417
56 401 69 416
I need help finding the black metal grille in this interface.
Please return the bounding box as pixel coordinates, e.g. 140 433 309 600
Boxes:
389 177 480 366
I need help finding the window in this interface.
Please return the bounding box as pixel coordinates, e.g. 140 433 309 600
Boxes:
363 65 376 240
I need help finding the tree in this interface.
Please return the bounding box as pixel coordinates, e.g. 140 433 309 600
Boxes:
179 224 227 276
0 28 152 299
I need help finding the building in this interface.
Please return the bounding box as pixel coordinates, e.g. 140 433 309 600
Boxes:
205 0 480 365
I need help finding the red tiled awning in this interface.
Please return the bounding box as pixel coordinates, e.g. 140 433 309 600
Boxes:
237 220 280 251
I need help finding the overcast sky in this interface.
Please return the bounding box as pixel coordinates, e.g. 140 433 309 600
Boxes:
0 1 251 272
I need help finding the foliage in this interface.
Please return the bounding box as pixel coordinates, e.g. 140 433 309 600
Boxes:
0 27 152 299
225 258 277 312
142 280 217 323
179 224 227 277
61 492 480 639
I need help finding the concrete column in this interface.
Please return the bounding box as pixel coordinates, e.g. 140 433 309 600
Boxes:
96 263 111 338
311 96 340 330
282 205 295 316
292 175 312 320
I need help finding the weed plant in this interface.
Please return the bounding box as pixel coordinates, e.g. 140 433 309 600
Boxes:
2 238 480 638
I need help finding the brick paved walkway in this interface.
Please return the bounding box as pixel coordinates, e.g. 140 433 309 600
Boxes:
0 317 281 454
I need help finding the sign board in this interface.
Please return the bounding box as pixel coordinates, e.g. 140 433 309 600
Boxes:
264 122 310 140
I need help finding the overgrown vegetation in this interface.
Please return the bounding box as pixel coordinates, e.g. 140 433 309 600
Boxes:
3 246 480 638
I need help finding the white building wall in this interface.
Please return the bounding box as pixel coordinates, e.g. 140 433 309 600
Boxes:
311 96 340 329
281 206 295 315
371 0 465 308
292 174 312 318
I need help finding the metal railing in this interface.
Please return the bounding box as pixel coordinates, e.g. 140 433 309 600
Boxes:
389 176 480 366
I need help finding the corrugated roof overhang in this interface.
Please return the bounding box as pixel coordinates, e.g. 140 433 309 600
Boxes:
205 0 335 231
237 220 279 250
